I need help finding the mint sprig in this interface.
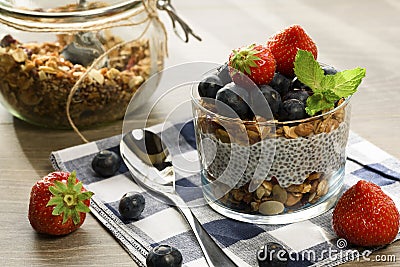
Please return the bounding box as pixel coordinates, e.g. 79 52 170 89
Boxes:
294 50 366 116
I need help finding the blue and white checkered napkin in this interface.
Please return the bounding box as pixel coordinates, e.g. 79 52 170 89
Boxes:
50 123 400 267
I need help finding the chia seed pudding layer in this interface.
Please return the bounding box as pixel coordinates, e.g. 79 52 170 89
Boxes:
201 120 349 189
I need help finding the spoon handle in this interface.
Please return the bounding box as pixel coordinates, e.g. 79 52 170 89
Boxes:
191 211 238 267
168 194 237 267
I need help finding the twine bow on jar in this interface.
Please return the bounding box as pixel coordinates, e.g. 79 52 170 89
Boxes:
156 0 201 42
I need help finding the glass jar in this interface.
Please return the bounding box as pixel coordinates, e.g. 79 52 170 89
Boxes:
0 0 166 128
191 81 351 224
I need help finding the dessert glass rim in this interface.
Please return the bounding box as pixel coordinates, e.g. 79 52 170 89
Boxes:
190 85 351 126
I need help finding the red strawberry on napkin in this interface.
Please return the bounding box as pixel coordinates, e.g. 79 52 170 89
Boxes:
332 180 399 247
28 171 94 235
267 24 317 77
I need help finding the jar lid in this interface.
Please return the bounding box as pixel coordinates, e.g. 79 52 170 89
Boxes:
0 0 143 19
0 0 200 42
0 0 149 31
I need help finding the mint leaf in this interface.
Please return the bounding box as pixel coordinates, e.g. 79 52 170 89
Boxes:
320 73 335 90
323 89 340 102
294 49 366 116
329 68 366 98
294 50 324 91
305 93 335 116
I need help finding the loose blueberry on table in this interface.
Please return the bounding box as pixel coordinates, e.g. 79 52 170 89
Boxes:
146 244 183 267
91 150 121 177
119 191 145 220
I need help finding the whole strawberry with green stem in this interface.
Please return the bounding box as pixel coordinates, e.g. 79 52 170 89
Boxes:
228 44 276 86
28 171 94 235
332 180 400 247
267 24 317 77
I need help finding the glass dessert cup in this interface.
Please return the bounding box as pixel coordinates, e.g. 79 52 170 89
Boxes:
0 0 165 128
191 86 351 224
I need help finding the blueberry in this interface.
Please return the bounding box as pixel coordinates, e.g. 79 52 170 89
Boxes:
216 62 233 85
322 65 338 75
257 242 288 267
291 77 310 91
269 72 291 96
282 89 309 105
216 82 252 120
198 74 223 99
146 244 183 267
91 150 121 177
256 85 282 117
279 99 307 121
119 192 145 220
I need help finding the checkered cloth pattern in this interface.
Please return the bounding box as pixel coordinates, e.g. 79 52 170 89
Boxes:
50 123 400 267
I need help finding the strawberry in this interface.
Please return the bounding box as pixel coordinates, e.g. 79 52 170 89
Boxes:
228 44 276 86
332 180 400 247
28 171 94 235
267 24 317 77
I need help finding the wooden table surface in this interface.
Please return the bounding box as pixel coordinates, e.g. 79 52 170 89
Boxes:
1 0 399 266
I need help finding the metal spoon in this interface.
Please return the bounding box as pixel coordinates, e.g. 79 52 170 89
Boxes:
120 129 237 267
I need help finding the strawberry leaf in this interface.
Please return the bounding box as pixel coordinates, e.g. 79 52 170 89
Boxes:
52 204 65 216
76 201 91 213
67 171 77 188
45 171 94 225
243 64 251 75
53 180 67 191
73 182 83 193
46 196 63 207
62 208 71 224
48 186 63 196
78 191 94 201
71 209 80 225
229 44 262 76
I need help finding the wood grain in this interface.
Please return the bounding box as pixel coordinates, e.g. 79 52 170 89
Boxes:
1 0 399 266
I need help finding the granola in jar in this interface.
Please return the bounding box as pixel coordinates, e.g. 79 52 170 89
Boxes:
0 33 152 128
0 1 166 128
